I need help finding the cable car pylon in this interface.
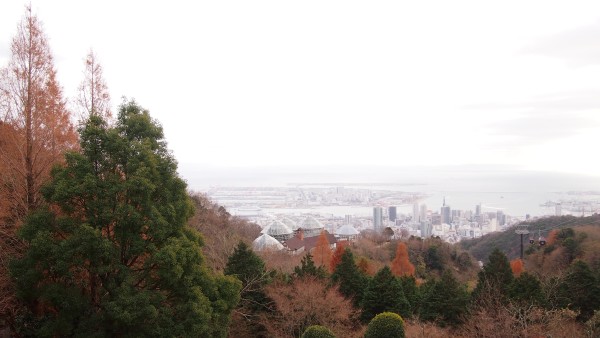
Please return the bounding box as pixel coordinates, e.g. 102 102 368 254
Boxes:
515 225 530 260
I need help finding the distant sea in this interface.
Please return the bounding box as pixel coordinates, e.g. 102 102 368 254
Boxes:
179 165 600 218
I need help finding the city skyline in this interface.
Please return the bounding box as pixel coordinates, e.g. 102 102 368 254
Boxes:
1 1 600 176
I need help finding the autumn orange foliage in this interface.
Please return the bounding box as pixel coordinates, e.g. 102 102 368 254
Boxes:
313 231 332 268
510 258 524 277
391 242 415 277
546 229 559 246
330 241 348 272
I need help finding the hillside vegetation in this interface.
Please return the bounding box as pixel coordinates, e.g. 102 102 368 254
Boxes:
460 214 600 261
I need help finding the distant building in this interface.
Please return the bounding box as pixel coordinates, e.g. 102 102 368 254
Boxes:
373 207 383 231
441 197 451 224
431 213 442 225
496 210 506 226
388 206 397 222
413 203 419 222
475 204 482 217
420 221 432 238
555 203 562 216
420 204 427 222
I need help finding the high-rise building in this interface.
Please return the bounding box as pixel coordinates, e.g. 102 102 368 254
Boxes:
441 197 451 224
413 203 419 222
373 207 383 231
420 221 432 238
475 204 482 216
420 204 427 222
555 203 562 216
345 214 352 224
388 206 397 222
496 210 506 226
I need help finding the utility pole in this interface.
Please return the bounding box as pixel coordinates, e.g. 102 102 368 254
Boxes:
515 227 530 260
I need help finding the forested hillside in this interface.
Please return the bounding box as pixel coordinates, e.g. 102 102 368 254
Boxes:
460 214 600 261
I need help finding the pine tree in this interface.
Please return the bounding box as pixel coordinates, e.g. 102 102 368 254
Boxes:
331 248 368 307
398 275 420 316
420 270 469 327
294 253 327 279
10 102 240 337
473 248 514 300
557 260 600 321
391 242 415 277
508 272 544 305
361 266 410 322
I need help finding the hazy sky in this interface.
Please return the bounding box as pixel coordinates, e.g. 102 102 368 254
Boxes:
1 1 600 176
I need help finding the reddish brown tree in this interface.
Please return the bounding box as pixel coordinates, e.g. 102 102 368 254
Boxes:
510 258 524 277
313 231 332 269
260 277 362 337
391 242 415 277
330 240 348 273
76 49 111 122
0 6 77 326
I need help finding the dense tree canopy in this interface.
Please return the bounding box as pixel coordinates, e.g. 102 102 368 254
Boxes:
10 102 240 337
330 248 368 307
361 266 410 322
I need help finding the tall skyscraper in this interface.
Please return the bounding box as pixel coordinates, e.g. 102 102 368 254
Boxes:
388 206 397 222
441 197 451 224
373 207 383 231
475 204 482 216
420 204 427 222
413 203 419 222
496 210 505 226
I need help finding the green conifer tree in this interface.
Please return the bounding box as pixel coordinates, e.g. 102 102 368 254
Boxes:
294 253 327 279
361 266 410 322
419 270 469 327
330 248 368 307
558 260 600 321
10 101 241 337
473 248 514 300
508 272 545 306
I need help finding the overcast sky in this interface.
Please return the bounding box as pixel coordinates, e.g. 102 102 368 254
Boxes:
1 1 600 177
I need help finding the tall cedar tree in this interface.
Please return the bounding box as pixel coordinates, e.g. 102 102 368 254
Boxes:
10 102 240 337
391 242 415 277
473 248 514 300
508 272 544 306
361 266 410 322
77 50 111 122
557 260 600 321
331 248 368 307
313 230 332 269
225 241 271 311
419 270 469 327
0 6 77 324
398 276 420 316
329 240 347 273
224 241 270 337
294 253 327 279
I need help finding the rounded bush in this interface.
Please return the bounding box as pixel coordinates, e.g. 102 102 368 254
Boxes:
364 312 405 338
301 325 336 338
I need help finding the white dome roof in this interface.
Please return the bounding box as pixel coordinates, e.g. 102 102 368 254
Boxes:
338 224 359 236
260 225 270 234
253 234 284 251
300 216 324 230
281 217 299 231
267 220 293 236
